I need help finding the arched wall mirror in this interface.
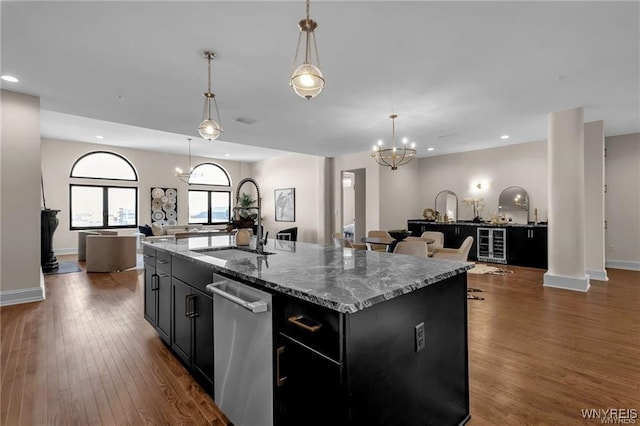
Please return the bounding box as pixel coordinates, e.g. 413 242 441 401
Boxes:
498 186 529 224
435 190 458 222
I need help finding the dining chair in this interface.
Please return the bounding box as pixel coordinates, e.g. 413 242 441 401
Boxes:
420 231 444 256
393 240 428 257
344 239 367 250
276 226 298 242
367 230 391 252
331 232 343 247
432 236 474 261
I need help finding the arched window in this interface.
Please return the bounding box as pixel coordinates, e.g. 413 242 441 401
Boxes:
69 151 138 229
187 162 232 224
70 151 138 181
188 162 231 186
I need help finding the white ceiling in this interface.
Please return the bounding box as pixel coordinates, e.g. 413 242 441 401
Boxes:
2 1 638 162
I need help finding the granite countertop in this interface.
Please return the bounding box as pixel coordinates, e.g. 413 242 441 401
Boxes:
144 236 472 314
408 219 548 227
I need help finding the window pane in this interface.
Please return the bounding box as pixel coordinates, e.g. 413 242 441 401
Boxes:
189 163 231 186
107 187 137 226
71 186 103 228
71 152 137 180
210 192 231 223
189 191 209 223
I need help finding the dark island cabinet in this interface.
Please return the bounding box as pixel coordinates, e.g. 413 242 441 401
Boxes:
273 273 470 425
275 334 344 426
507 226 548 269
155 251 172 344
143 249 156 326
141 248 215 397
143 246 171 344
170 256 215 395
171 278 192 364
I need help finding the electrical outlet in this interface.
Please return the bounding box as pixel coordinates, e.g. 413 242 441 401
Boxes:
414 322 425 352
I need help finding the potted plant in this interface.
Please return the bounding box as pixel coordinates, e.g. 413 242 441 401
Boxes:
232 192 257 229
462 197 485 223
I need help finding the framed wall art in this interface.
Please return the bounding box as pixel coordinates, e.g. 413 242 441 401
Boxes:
151 187 177 225
274 188 295 222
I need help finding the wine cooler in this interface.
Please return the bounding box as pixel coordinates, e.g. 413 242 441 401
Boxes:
477 228 507 264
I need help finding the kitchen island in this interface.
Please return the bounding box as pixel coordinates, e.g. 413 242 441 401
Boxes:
143 235 472 425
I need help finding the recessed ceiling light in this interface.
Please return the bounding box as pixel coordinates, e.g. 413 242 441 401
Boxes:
224 153 231 157
427 147 434 151
96 135 104 139
1 75 19 83
500 135 509 140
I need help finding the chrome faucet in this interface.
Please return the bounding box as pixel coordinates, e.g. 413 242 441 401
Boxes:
234 178 266 253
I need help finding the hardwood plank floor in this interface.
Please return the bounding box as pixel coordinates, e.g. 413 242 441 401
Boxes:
1 256 229 426
466 266 640 425
1 257 638 425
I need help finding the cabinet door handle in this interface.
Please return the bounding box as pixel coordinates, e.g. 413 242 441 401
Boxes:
288 315 322 333
157 259 169 264
185 294 192 318
190 295 198 318
157 272 170 278
152 274 159 291
143 254 154 259
276 346 287 387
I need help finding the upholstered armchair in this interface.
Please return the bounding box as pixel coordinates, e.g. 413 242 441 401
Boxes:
432 236 474 262
85 235 137 272
77 230 118 261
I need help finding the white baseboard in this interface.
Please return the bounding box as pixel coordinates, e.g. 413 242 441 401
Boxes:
605 260 640 271
55 247 78 255
0 284 45 306
586 269 609 282
543 272 591 292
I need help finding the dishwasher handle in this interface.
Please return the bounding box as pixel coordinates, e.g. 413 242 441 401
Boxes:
209 283 268 313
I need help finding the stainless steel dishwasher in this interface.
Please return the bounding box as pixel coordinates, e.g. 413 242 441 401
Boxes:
210 274 273 426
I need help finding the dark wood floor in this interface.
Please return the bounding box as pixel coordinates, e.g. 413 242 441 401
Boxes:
2 257 639 425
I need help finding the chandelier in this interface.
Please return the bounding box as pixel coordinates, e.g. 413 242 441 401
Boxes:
290 0 325 100
198 51 223 141
175 138 202 184
371 114 417 170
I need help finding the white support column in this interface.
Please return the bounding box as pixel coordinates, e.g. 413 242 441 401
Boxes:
584 121 608 281
544 107 590 292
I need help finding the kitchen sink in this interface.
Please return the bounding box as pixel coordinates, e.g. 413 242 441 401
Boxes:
194 247 275 261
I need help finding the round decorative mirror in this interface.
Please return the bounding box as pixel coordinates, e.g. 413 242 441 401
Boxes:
498 186 529 224
435 190 458 222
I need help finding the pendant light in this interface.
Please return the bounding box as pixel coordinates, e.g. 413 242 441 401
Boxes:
198 51 223 141
290 0 325 100
175 138 202 183
371 115 417 170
